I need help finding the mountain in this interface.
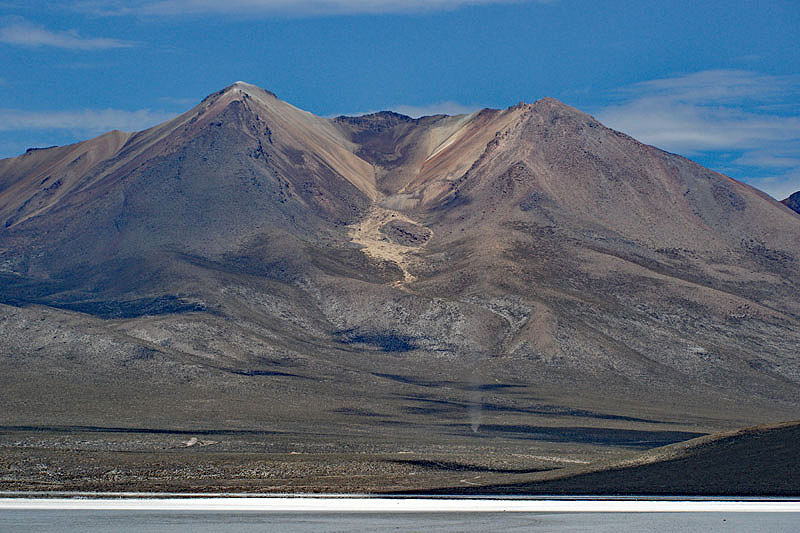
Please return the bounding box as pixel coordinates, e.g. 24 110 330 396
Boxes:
783 191 800 214
1 82 799 492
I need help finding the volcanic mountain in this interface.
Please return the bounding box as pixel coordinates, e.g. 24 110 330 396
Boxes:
1 82 799 492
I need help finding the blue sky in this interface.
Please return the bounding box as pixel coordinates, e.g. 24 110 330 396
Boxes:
1 0 798 198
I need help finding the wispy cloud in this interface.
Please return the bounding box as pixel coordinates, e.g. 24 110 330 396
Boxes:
56 61 117 70
0 108 176 133
157 95 203 107
595 70 800 200
77 0 540 16
0 19 137 49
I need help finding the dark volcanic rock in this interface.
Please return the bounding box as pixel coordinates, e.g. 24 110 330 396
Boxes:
379 219 432 246
782 190 800 214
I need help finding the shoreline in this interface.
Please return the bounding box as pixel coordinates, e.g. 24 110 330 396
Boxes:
2 494 800 513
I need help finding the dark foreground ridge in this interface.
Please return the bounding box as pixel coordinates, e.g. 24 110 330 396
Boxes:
410 421 800 496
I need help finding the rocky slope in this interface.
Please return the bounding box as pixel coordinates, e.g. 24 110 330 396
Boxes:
1 82 799 491
783 191 800 214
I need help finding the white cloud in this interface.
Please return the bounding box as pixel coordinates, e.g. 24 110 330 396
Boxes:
733 152 800 170
0 20 137 49
0 108 176 133
745 171 800 202
595 70 800 199
77 0 539 16
157 95 203 107
612 70 798 105
597 98 800 154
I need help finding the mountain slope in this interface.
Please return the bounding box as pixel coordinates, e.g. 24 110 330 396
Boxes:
783 191 800 214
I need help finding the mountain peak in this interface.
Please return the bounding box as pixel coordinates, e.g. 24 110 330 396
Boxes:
532 96 565 106
200 81 278 106
513 96 604 131
530 96 591 117
226 80 277 98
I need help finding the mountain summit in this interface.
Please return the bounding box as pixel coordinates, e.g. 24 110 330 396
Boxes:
1 83 799 488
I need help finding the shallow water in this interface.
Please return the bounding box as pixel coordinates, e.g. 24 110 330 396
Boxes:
2 510 800 532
